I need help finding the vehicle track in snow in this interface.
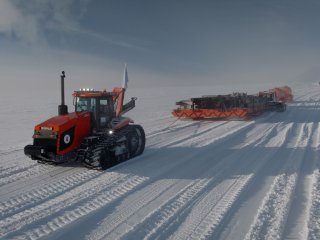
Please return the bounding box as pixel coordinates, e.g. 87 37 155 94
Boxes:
81 117 284 239
122 147 279 240
168 142 283 240
0 164 85 201
0 172 146 239
0 168 101 219
308 159 320 240
84 119 284 239
245 122 315 240
206 121 294 240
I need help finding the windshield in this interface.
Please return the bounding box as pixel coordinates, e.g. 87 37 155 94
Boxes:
75 97 96 112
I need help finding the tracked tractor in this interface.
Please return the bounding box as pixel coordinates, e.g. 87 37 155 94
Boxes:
24 70 145 170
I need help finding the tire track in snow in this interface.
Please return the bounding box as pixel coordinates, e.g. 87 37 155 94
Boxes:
146 119 209 138
209 124 314 239
123 120 250 176
209 122 294 240
234 122 281 148
97 121 278 239
189 113 278 148
307 122 320 240
147 121 231 148
139 116 175 133
117 123 283 240
0 149 27 168
265 123 294 147
0 161 38 179
245 122 314 240
0 169 101 219
308 162 320 240
282 122 319 239
168 144 282 240
88 179 193 240
0 172 146 239
0 162 41 186
17 175 146 240
94 137 254 240
184 121 252 148
108 119 282 238
0 148 23 157
120 148 267 239
141 112 273 150
0 164 84 201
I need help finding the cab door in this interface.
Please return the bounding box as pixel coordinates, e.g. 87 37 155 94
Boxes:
97 97 115 129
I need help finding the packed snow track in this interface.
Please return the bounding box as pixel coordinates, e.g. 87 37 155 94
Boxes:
0 83 320 240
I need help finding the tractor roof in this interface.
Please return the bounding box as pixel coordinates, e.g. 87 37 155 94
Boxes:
73 90 115 98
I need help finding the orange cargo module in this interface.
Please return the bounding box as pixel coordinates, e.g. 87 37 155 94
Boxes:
172 86 292 120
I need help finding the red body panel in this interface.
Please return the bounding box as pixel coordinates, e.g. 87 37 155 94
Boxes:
112 87 125 117
35 112 91 155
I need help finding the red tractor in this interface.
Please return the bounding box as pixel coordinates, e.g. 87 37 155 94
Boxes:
24 70 145 170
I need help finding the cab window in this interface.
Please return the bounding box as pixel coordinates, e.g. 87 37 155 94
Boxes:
76 97 96 112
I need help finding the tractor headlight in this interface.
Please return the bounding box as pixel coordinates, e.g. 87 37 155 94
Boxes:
108 130 114 135
33 129 58 139
49 131 58 138
33 130 41 138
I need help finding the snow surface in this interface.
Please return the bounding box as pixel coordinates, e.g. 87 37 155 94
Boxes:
1 82 320 240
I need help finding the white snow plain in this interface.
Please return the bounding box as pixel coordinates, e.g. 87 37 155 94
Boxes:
0 82 320 240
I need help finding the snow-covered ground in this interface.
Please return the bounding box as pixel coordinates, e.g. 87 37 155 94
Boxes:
1 82 320 240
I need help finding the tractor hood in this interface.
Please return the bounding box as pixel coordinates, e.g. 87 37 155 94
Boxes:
34 112 91 133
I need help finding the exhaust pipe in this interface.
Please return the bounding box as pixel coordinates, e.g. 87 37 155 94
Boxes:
58 71 68 115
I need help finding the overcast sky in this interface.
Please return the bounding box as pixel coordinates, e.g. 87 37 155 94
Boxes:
1 0 320 92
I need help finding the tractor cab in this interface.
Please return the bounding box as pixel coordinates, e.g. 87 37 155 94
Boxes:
73 89 116 129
